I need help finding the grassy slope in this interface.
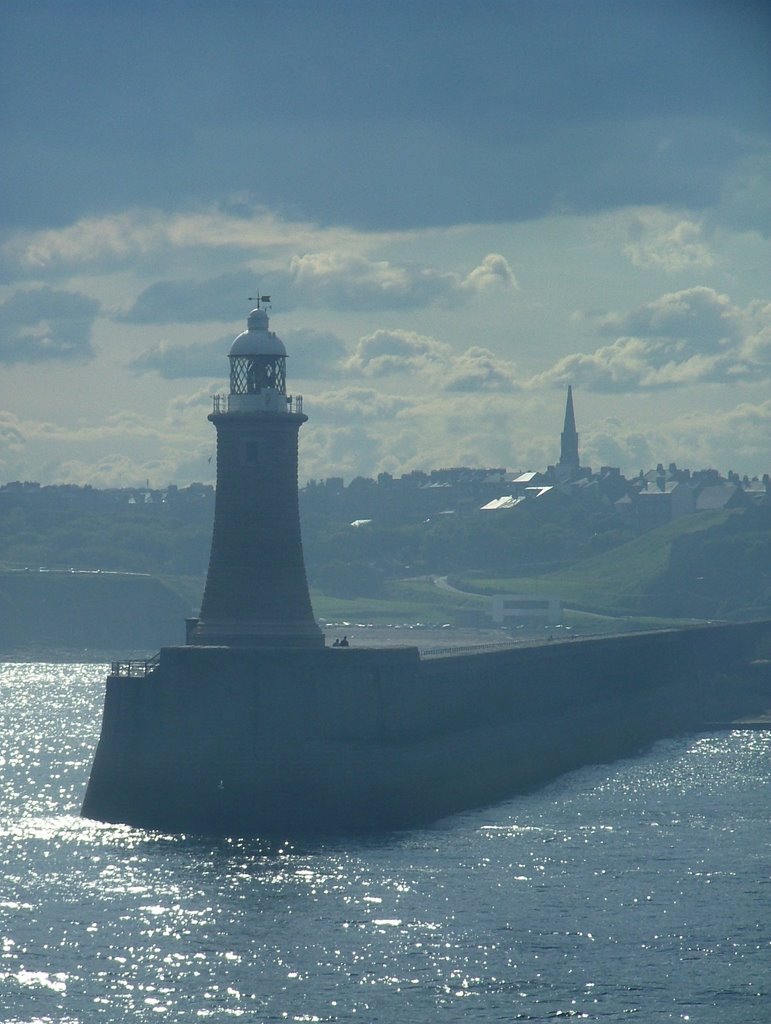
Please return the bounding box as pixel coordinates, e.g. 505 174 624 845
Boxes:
313 512 742 627
311 578 488 625
458 510 736 613
2 509 761 649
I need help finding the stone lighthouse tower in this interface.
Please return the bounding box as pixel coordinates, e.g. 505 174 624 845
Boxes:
189 304 323 648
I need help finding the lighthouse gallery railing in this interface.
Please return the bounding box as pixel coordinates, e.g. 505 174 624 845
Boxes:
211 394 303 415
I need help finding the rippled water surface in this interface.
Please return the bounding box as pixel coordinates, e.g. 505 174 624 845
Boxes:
1 663 769 1022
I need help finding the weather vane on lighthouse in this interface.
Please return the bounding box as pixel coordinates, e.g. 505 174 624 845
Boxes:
248 293 271 310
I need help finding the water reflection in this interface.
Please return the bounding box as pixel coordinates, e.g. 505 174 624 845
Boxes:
0 664 769 1022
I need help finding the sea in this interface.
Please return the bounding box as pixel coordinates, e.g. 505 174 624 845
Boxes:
1 662 769 1024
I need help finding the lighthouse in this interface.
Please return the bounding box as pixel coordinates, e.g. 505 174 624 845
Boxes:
188 304 323 648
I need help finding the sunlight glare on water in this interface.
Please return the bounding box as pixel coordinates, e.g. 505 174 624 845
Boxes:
0 663 769 1022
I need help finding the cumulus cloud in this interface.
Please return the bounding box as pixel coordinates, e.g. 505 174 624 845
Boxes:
345 329 451 376
128 327 347 381
557 401 771 478
166 386 218 416
5 396 220 486
27 411 164 444
49 454 189 489
593 287 740 352
443 346 520 392
346 327 520 393
120 252 517 323
0 286 100 364
461 253 519 292
306 387 412 426
0 411 25 448
2 204 346 274
665 400 771 469
738 299 771 367
129 336 229 378
621 212 715 271
536 287 771 393
278 251 457 310
536 338 733 393
582 420 662 472
0 412 26 474
277 251 516 309
283 329 348 379
121 272 256 324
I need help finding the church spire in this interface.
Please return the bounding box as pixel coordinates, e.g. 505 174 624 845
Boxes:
558 385 579 471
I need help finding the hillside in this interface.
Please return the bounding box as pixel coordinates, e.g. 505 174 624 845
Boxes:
0 570 200 660
459 507 771 621
1 506 769 658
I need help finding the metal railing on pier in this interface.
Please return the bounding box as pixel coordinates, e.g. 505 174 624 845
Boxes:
111 652 161 677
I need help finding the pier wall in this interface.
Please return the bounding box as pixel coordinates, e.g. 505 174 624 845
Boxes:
81 621 771 836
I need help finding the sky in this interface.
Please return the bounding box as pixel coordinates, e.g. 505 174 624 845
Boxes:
1 0 770 488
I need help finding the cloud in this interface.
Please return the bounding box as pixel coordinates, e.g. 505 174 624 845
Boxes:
306 387 412 426
562 401 771 477
276 251 516 309
0 411 25 444
0 286 100 365
129 336 229 378
461 253 519 291
536 287 770 393
346 327 520 394
442 347 520 392
621 213 715 271
1 204 349 275
582 421 661 472
0 412 26 471
3 3 769 241
120 272 256 324
128 326 347 381
50 454 186 489
669 399 771 465
283 329 348 379
536 338 732 393
593 287 740 352
345 328 451 377
626 400 771 474
277 251 457 310
714 152 771 238
166 386 218 420
29 411 164 444
119 252 517 323
738 300 771 367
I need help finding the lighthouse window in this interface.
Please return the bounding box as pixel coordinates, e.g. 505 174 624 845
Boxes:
230 354 287 395
230 357 250 394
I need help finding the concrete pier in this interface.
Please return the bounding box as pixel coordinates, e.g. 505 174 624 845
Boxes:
82 620 771 836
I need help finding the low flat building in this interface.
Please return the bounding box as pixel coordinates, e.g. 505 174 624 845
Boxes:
491 594 562 628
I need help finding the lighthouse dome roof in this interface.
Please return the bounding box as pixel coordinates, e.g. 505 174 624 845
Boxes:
229 307 287 357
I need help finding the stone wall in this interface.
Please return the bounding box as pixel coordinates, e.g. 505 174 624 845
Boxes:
82 621 771 837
